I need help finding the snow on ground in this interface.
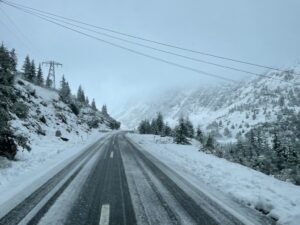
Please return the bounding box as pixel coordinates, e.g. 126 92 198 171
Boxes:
0 78 115 215
127 134 300 225
0 130 108 209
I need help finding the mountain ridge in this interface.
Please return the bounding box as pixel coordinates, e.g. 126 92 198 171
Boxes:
113 66 300 142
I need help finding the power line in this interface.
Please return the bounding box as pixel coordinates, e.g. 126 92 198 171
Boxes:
3 4 276 81
0 5 43 58
3 2 299 85
0 7 33 51
3 2 297 85
2 0 298 76
2 4 237 83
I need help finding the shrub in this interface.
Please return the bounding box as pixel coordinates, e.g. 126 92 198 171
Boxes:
87 117 100 129
12 102 29 119
69 102 79 116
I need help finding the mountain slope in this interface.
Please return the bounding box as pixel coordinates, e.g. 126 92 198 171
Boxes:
0 76 119 191
114 66 300 141
10 77 119 154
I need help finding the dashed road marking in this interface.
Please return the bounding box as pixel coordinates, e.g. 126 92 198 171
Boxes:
99 204 110 225
110 151 114 158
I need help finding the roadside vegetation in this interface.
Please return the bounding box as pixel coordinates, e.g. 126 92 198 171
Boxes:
137 112 300 185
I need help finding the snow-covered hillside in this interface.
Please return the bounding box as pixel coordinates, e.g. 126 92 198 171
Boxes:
114 66 300 141
11 78 118 148
0 78 118 189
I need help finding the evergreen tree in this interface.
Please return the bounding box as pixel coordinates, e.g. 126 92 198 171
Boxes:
59 75 71 103
85 96 89 105
0 44 18 159
174 117 189 144
205 135 214 150
139 120 152 134
272 132 287 171
286 144 298 167
235 137 246 163
185 117 194 138
102 104 108 115
77 85 85 103
196 126 204 143
36 64 44 86
91 99 97 111
223 127 232 137
0 44 15 85
156 112 164 135
9 49 17 75
150 118 158 134
138 120 148 134
29 60 36 82
162 122 172 137
22 55 31 81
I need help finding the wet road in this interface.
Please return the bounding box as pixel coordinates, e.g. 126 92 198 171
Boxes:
0 132 274 225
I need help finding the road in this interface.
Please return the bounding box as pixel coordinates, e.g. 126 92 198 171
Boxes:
0 132 274 225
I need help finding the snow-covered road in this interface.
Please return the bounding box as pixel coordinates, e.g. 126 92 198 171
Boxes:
0 132 278 225
127 134 300 225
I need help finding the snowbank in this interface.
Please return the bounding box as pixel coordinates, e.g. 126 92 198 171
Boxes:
0 130 107 207
128 134 300 225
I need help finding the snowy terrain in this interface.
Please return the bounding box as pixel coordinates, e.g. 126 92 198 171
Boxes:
127 133 300 225
0 78 117 211
115 66 300 141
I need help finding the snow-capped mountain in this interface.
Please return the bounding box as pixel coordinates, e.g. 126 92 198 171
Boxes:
113 66 300 140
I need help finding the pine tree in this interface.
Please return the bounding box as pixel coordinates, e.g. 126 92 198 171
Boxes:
77 85 85 103
150 118 158 134
22 55 31 81
102 104 108 115
138 120 148 134
196 126 204 143
185 117 194 138
174 117 189 144
235 138 246 163
162 122 172 137
0 44 18 159
156 112 164 135
28 60 36 82
91 99 97 111
272 132 286 171
223 127 232 137
0 44 15 85
36 64 44 86
59 75 71 103
205 135 214 150
85 96 89 105
9 49 17 75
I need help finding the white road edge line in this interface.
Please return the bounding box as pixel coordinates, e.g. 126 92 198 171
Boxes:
110 152 114 158
99 204 110 225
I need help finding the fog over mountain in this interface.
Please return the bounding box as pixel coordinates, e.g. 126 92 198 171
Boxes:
1 0 300 110
113 65 300 135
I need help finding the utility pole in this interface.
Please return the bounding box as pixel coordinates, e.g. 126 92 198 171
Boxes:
42 61 62 88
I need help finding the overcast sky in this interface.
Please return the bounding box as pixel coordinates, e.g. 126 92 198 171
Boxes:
1 0 300 112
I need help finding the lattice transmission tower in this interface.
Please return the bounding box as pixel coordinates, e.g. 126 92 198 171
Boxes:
42 61 62 88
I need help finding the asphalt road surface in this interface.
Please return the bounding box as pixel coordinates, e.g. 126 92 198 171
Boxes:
0 132 275 225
